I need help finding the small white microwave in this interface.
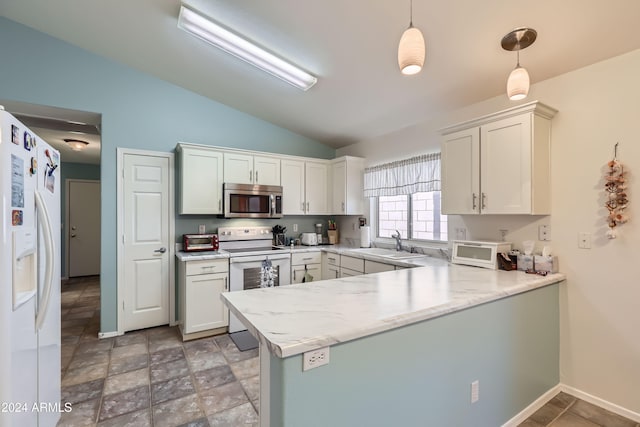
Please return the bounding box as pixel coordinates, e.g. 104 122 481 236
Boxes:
451 240 512 270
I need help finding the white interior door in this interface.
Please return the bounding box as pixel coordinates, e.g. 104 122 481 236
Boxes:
68 180 101 277
122 153 170 332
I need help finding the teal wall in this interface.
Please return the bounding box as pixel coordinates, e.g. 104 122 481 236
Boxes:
60 162 101 278
269 284 560 427
0 18 335 333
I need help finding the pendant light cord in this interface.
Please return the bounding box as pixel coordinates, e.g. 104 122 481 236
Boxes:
409 0 414 27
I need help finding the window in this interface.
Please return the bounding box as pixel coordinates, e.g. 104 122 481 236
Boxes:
365 153 447 243
378 192 447 241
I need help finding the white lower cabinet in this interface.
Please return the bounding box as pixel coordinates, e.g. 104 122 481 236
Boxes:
178 258 229 340
364 260 396 274
291 252 322 284
322 252 340 280
340 255 364 278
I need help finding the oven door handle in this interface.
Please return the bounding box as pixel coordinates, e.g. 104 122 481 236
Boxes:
229 253 291 263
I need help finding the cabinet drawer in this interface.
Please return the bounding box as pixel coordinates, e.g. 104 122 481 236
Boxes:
340 255 364 273
292 251 321 265
185 259 229 276
323 252 340 266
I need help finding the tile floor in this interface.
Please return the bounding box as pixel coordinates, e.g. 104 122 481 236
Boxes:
58 276 259 426
59 277 639 427
519 391 639 426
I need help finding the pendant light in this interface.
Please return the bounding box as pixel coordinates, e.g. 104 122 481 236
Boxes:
398 0 425 75
501 27 537 100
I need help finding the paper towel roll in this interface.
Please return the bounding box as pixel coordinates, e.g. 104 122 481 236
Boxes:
360 226 371 248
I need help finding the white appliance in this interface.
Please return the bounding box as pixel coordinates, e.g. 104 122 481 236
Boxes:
300 232 317 246
218 226 291 336
0 109 61 427
451 240 511 270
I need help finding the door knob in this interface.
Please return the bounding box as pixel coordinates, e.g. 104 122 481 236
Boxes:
154 247 167 253
70 234 76 238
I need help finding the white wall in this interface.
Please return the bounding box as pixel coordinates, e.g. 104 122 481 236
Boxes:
338 49 640 415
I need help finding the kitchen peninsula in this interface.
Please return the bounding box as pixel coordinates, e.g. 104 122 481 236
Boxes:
222 260 565 427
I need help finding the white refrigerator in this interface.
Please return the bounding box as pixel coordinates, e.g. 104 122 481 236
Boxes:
0 108 61 427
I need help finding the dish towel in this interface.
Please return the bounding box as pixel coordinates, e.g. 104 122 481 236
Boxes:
261 258 276 288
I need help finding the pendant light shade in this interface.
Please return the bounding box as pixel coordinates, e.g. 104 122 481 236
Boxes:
398 0 424 75
501 27 537 101
507 65 530 100
398 26 425 75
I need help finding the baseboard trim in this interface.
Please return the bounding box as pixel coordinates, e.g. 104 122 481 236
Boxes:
559 384 640 423
502 384 562 427
503 383 640 426
98 331 120 339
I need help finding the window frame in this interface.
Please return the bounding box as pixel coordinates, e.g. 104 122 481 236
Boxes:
372 191 449 248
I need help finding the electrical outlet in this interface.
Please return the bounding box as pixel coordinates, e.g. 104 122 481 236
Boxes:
578 232 591 249
303 347 330 371
499 229 508 241
455 228 467 240
471 380 479 403
539 225 550 241
198 224 206 234
293 224 298 232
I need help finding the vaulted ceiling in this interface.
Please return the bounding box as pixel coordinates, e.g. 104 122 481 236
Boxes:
2 0 640 149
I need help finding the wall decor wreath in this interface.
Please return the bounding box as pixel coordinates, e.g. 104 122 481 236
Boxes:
605 143 629 239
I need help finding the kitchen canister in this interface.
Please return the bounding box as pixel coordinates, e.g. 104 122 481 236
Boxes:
360 225 371 248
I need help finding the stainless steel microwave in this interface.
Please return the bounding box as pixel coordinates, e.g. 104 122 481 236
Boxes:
223 183 283 218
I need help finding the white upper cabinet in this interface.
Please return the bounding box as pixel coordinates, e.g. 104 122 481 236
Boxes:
305 161 329 215
223 153 280 185
281 159 306 215
331 156 364 215
441 128 480 215
177 144 224 214
254 155 281 185
440 101 557 215
281 159 329 215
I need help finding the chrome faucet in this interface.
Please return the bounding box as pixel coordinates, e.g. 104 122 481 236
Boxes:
391 229 402 251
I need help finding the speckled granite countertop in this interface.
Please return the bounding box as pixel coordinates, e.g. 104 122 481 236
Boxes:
221 263 565 358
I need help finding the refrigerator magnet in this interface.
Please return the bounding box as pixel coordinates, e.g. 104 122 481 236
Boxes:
11 125 19 144
30 157 37 175
11 210 23 226
23 131 32 151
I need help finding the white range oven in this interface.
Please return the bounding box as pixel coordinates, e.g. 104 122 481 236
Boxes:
218 226 291 336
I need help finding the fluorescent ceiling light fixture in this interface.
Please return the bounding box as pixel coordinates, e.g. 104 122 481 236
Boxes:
178 5 317 91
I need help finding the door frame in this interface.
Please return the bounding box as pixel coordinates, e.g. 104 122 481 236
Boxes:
116 148 176 335
65 179 101 280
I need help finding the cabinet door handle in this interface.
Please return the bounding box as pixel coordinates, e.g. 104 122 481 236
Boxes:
481 192 487 210
302 257 314 261
293 270 297 281
301 202 305 212
255 171 258 182
335 269 339 278
225 277 228 290
306 202 310 212
472 193 477 210
341 202 345 212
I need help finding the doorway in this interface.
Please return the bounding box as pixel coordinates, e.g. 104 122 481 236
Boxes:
66 180 101 277
117 148 175 334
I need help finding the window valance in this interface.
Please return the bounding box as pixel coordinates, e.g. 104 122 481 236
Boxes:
363 153 441 198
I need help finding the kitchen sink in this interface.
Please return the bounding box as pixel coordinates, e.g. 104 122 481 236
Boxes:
349 247 426 259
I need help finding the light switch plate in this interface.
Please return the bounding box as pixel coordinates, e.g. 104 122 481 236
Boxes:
578 232 591 249
538 225 550 241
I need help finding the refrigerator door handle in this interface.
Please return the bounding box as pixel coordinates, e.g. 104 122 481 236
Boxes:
35 190 55 331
